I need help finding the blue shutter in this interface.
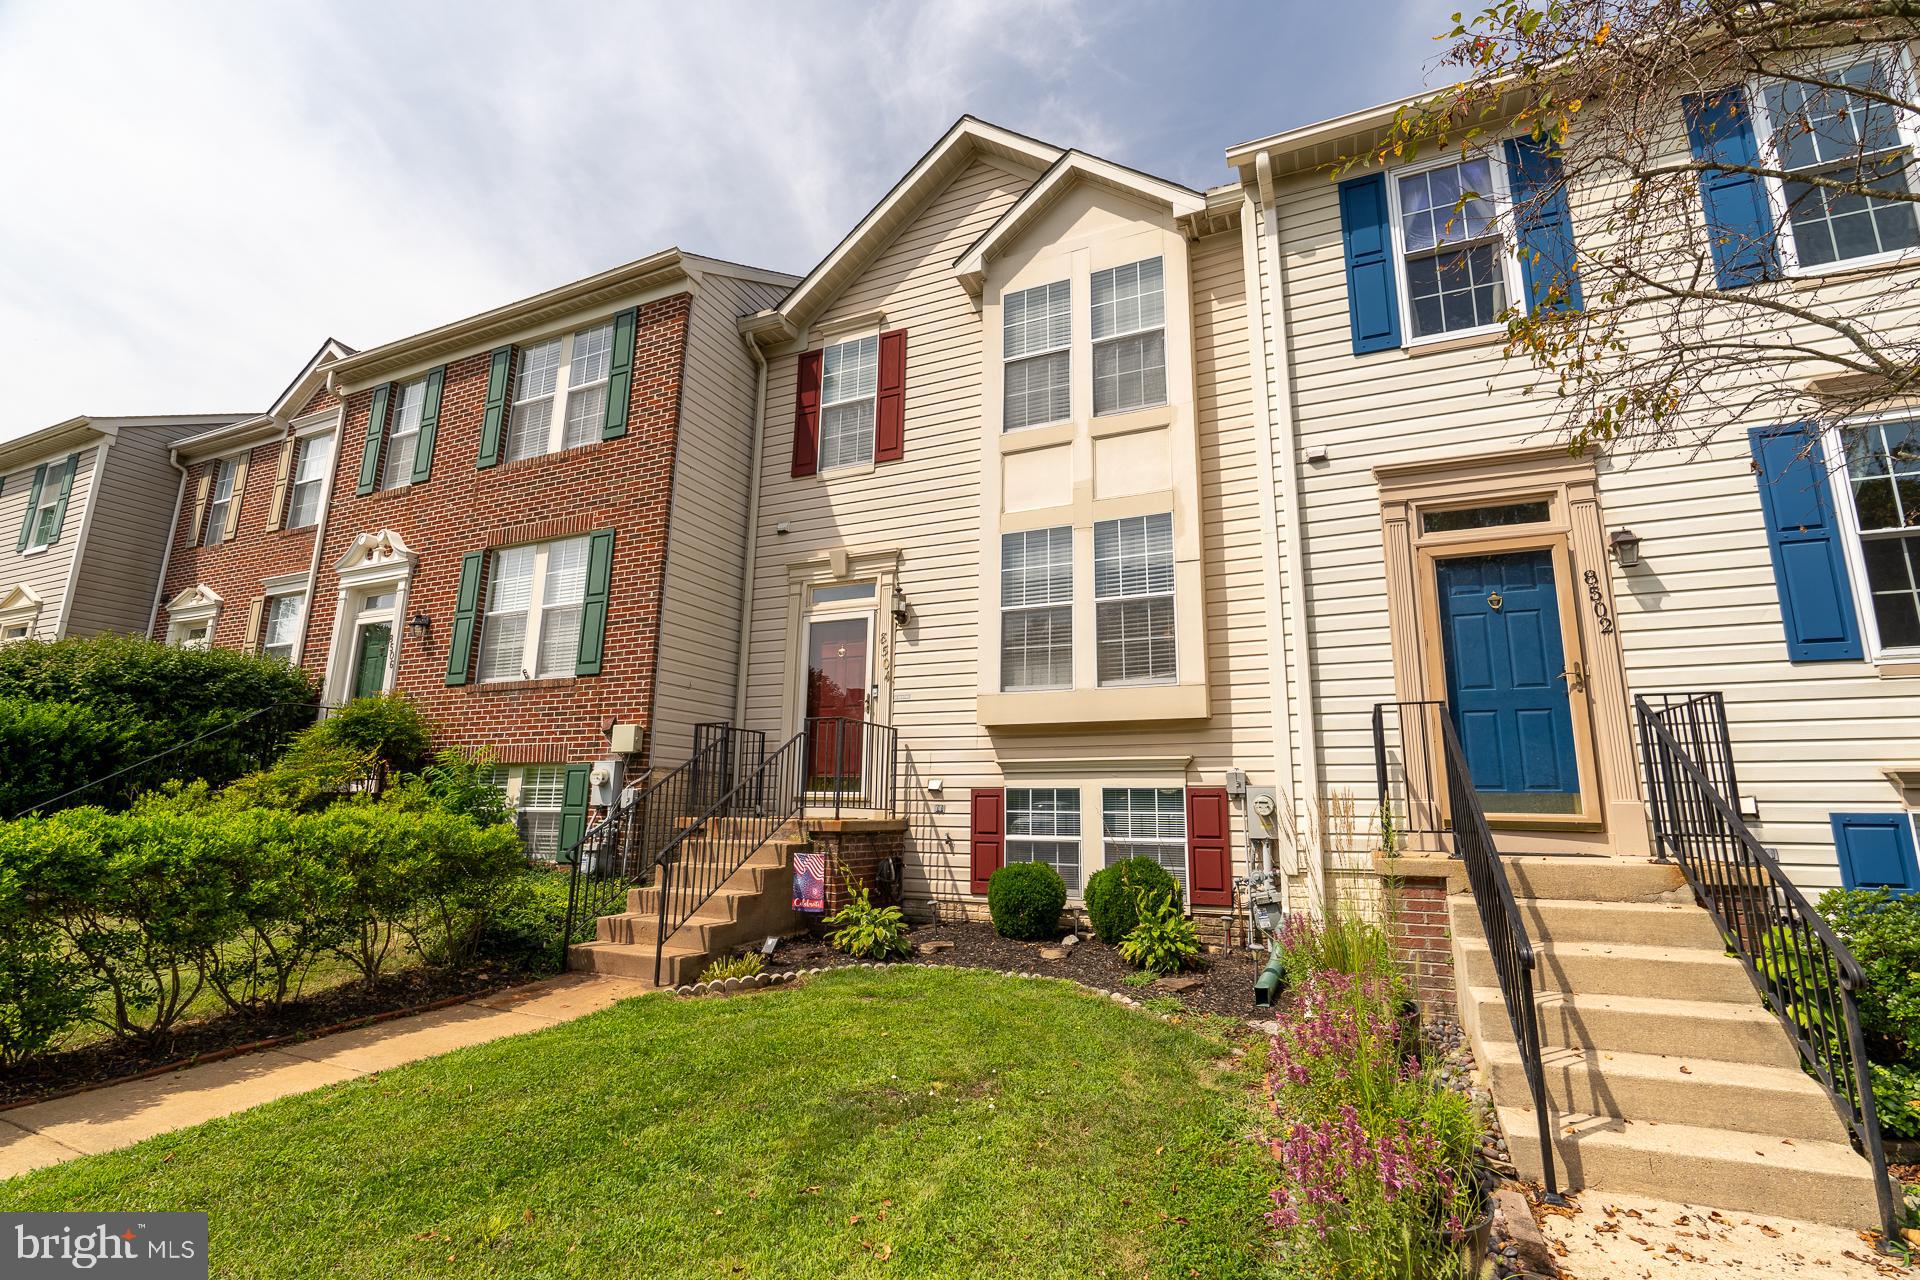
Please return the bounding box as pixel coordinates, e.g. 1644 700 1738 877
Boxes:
1504 137 1583 312
1337 173 1402 354
1831 812 1920 893
1749 426 1864 661
1683 87 1780 288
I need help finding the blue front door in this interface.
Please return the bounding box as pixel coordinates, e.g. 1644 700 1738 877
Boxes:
1436 549 1582 815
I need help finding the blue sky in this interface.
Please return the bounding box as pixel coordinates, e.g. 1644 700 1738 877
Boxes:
0 0 1454 442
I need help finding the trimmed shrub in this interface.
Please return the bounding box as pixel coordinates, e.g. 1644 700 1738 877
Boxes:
0 859 94 1064
1819 888 1920 1057
308 693 433 779
987 861 1067 940
0 697 134 819
474 866 574 973
1084 856 1179 944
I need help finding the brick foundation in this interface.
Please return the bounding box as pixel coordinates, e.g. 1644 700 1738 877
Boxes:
1384 872 1458 1020
807 820 910 913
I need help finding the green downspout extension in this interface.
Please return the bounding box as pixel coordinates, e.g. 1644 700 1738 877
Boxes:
1253 938 1285 1007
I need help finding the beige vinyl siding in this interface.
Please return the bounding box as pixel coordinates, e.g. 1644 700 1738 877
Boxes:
744 155 1280 911
0 445 98 640
67 422 202 637
650 271 796 762
1252 146 1920 893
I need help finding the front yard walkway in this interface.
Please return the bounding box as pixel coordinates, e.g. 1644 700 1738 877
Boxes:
0 973 648 1179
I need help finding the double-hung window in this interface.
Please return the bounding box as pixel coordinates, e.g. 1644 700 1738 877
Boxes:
819 335 879 472
1760 54 1920 271
491 763 568 859
1841 418 1920 653
202 458 237 547
261 593 304 663
1004 281 1071 430
1091 258 1167 415
1093 512 1176 685
1393 155 1509 338
287 433 332 527
506 318 617 463
381 379 426 489
1101 787 1188 893
24 458 72 550
477 536 592 682
1001 526 1073 690
1007 788 1082 892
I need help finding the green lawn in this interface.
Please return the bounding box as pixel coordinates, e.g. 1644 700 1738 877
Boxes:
1 967 1278 1279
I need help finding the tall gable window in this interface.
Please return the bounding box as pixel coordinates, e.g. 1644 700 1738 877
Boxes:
202 458 238 547
507 318 617 463
287 433 333 529
1394 155 1508 338
478 537 592 681
1001 526 1073 690
820 335 879 472
1091 257 1166 415
1004 281 1071 430
1094 512 1176 685
1760 55 1920 270
382 378 427 489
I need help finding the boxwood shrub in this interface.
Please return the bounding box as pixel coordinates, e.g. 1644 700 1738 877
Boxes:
988 861 1067 940
1084 856 1180 944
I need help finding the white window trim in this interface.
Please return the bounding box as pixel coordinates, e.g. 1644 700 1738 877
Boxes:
507 318 618 464
164 585 223 649
260 581 308 664
1090 257 1169 418
818 330 880 476
1748 45 1920 279
0 585 43 643
1003 279 1072 432
1383 148 1524 347
1005 785 1084 894
1000 526 1073 692
1823 415 1920 663
22 456 76 555
1098 783 1191 898
491 763 570 860
201 454 242 547
380 377 427 491
286 420 336 529
478 537 593 683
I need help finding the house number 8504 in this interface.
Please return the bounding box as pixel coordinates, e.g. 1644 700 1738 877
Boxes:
1582 568 1615 635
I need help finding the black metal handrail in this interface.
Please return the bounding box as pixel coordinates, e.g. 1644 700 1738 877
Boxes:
555 723 765 964
1637 693 1894 1242
1372 700 1562 1200
803 716 899 819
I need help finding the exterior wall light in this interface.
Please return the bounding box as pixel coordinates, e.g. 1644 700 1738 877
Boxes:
407 613 433 643
1608 528 1641 568
892 590 911 627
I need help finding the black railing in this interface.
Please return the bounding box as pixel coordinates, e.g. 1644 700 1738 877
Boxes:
1372 700 1562 1200
556 723 765 964
803 716 899 819
1637 693 1894 1242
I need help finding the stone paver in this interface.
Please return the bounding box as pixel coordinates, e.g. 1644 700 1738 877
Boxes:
1539 1189 1906 1279
0 974 652 1181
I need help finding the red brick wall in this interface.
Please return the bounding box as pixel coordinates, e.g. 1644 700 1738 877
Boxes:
1387 874 1458 1020
302 293 692 768
814 824 910 912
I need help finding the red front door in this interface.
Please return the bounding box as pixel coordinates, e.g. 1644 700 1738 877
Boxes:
806 617 868 788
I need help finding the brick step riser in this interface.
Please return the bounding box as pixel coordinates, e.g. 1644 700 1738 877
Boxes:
1457 944 1755 1003
1449 899 1724 950
1466 993 1801 1068
1484 1055 1843 1141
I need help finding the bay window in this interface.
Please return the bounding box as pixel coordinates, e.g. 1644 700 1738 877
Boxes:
1000 526 1072 690
1004 280 1071 430
1094 513 1176 685
819 334 879 472
1091 257 1166 415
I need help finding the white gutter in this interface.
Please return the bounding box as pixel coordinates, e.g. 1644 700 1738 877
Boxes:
54 435 111 639
732 338 770 726
1256 152 1327 915
1237 186 1297 911
147 448 190 638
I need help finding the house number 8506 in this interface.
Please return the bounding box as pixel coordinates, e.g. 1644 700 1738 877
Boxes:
1582 568 1615 635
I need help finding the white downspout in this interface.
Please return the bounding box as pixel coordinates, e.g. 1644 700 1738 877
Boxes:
149 447 189 638
732 337 770 727
296 393 344 670
1257 152 1327 915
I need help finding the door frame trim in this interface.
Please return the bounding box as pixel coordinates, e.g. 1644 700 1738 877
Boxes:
779 547 902 740
1375 446 1649 855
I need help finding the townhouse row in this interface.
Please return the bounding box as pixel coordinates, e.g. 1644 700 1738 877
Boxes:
4 52 1917 912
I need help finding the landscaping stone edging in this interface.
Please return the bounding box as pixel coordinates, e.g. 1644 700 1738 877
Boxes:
671 959 1179 1016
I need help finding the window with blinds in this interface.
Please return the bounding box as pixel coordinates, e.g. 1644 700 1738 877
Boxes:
1004 280 1071 430
1008 787 1082 891
1101 786 1188 892
820 335 879 471
478 536 592 681
1001 526 1073 690
1093 512 1176 685
1091 257 1167 415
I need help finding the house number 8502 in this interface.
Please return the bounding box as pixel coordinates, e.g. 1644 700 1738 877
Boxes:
1582 568 1615 635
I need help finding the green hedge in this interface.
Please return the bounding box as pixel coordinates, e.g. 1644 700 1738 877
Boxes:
988 862 1067 940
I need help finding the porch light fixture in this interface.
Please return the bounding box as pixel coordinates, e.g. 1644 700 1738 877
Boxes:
406 612 433 643
1608 528 1641 568
892 589 911 627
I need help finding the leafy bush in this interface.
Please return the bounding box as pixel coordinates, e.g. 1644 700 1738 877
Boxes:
0 634 316 811
394 747 513 827
1873 1060 1920 1140
824 870 911 960
0 860 94 1065
1084 857 1179 944
987 861 1066 940
0 697 135 819
474 867 574 973
307 693 433 780
1820 889 1920 1059
699 952 766 984
1117 888 1200 976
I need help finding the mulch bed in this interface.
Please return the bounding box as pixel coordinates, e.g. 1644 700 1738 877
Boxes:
0 965 534 1109
763 920 1268 1019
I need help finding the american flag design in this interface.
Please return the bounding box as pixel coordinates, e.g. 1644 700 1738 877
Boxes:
792 847 826 913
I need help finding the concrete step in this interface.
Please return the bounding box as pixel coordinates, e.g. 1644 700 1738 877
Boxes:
1499 1106 1885 1228
1501 856 1687 903
1457 937 1755 1003
1450 896 1723 950
1481 1041 1846 1141
568 939 708 986
1464 986 1801 1068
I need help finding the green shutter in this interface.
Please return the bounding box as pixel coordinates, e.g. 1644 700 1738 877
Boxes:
602 307 638 440
356 383 392 495
411 366 446 484
14 464 46 552
557 763 593 860
477 346 513 469
575 529 615 676
42 453 79 546
445 550 486 686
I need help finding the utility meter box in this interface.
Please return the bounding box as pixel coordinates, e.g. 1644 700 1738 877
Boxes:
590 759 623 808
1244 785 1282 841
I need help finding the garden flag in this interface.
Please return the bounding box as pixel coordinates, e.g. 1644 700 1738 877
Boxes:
792 847 826 913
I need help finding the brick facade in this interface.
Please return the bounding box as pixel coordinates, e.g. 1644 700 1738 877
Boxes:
301 293 692 769
809 821 910 912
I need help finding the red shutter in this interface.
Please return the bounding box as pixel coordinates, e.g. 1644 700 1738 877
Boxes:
874 328 907 463
969 788 1005 894
1185 787 1233 907
792 349 822 478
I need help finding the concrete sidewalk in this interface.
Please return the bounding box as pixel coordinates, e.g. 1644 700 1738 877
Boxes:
0 973 652 1181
